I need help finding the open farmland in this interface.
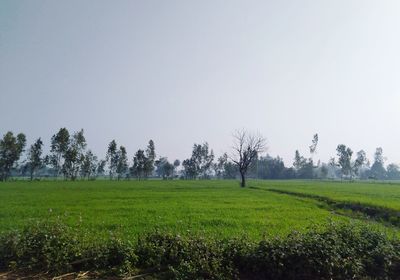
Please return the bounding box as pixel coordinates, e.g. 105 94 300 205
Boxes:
258 180 400 210
0 180 399 240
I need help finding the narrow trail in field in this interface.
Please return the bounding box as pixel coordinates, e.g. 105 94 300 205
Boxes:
249 186 400 228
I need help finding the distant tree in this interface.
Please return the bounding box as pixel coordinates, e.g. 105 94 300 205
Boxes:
336 144 353 179
116 146 128 180
144 140 156 178
309 133 319 155
27 138 44 180
299 159 314 179
353 150 367 177
319 165 329 179
96 159 106 177
293 150 314 179
106 140 118 180
257 155 288 179
49 128 70 177
173 159 180 177
214 153 228 179
231 130 266 187
62 129 86 180
18 162 30 178
293 150 304 171
182 158 197 179
370 147 386 180
0 132 26 181
197 143 214 178
130 149 147 180
164 161 174 179
155 157 174 179
374 147 385 164
182 143 215 179
80 150 97 180
223 161 238 179
387 163 400 180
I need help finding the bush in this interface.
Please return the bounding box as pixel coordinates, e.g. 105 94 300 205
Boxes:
81 236 138 275
0 221 80 273
0 222 137 276
136 231 236 279
1 221 400 279
232 222 400 279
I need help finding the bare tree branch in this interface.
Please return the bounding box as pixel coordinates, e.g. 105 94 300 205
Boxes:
230 129 266 187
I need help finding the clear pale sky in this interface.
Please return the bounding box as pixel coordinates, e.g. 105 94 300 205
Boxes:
1 1 400 165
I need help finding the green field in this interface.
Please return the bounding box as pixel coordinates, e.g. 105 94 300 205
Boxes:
258 180 400 210
0 180 399 240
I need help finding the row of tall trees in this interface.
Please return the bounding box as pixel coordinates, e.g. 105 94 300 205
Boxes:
0 129 399 184
331 146 389 180
0 128 184 182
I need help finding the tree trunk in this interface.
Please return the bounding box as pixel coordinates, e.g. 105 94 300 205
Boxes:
240 172 246 187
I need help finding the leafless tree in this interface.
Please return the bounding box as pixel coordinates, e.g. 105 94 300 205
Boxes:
231 129 266 187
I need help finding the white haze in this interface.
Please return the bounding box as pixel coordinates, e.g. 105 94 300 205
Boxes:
1 0 400 165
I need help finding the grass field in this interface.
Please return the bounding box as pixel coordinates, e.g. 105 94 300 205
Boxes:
0 180 399 240
258 180 400 210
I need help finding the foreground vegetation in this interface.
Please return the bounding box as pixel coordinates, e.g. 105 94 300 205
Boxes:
2 180 400 278
1 221 400 279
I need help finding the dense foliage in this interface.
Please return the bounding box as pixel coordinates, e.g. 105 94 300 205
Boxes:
1 221 399 279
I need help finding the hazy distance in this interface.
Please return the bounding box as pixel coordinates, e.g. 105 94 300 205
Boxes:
1 0 400 165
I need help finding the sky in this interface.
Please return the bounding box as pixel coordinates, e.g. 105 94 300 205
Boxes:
1 1 400 165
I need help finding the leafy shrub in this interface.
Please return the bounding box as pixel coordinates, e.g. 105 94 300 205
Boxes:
136 231 237 279
232 222 400 280
0 221 80 273
1 221 400 279
81 236 138 275
0 222 137 276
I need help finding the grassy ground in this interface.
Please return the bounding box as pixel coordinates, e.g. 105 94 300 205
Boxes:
258 180 400 210
0 180 398 240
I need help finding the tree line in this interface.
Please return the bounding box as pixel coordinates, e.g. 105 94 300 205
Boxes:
0 129 399 185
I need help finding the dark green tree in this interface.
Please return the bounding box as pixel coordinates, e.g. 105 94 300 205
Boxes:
257 155 287 179
62 129 86 180
80 150 97 180
387 163 400 180
293 150 314 179
319 165 329 179
155 157 174 179
96 159 106 177
353 150 367 177
293 150 305 172
49 128 70 177
144 140 156 178
182 158 197 179
130 149 147 180
106 140 118 180
370 147 386 180
182 143 215 179
214 153 228 179
0 132 26 181
336 144 353 179
27 138 44 180
223 161 238 179
116 146 128 180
